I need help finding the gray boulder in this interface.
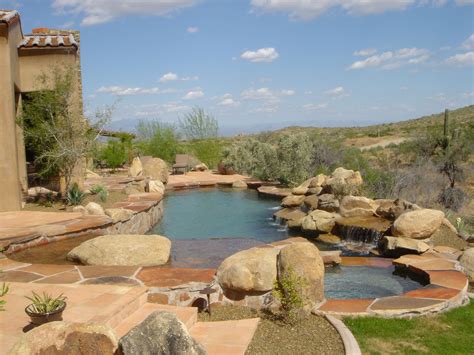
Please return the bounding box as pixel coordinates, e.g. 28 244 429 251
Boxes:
119 311 206 355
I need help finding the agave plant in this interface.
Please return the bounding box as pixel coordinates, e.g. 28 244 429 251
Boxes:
66 182 85 206
90 184 108 203
25 291 66 314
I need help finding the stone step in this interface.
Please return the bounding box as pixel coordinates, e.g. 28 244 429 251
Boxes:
189 318 260 355
114 303 198 339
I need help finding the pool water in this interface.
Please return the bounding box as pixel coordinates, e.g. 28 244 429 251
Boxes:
151 187 289 242
325 265 424 299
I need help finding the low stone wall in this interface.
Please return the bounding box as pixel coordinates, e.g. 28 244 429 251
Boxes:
4 200 164 254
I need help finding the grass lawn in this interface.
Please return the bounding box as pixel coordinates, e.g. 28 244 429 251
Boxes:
344 300 473 355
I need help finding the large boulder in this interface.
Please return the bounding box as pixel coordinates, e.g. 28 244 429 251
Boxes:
379 236 430 257
274 208 306 223
85 202 105 216
105 208 134 223
217 247 279 292
194 163 208 172
317 194 339 212
142 157 169 184
27 186 58 198
67 234 171 266
281 194 305 208
278 242 325 309
307 186 323 196
460 248 474 282
304 195 318 210
340 196 378 218
392 209 445 239
147 179 165 194
119 311 206 355
128 157 143 177
9 322 117 355
310 174 328 188
375 199 420 220
301 210 340 233
292 186 308 195
430 220 467 250
330 167 363 186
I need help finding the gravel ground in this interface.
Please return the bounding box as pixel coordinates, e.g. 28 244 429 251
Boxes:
198 305 345 355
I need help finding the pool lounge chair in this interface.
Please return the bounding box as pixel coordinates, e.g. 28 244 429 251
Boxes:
172 154 190 174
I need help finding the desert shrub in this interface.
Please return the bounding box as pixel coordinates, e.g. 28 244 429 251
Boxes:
276 133 314 186
187 139 223 169
438 187 467 212
90 184 108 203
99 139 127 170
0 283 9 311
332 182 361 200
66 182 85 206
136 120 181 163
273 267 307 323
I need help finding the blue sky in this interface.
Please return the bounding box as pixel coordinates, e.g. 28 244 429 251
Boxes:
9 0 474 135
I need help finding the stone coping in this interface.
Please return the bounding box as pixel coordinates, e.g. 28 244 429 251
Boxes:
325 314 362 355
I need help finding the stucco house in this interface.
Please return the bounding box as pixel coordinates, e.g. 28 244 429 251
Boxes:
0 10 83 212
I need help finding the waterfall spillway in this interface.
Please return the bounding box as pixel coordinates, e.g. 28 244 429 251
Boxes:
333 216 392 249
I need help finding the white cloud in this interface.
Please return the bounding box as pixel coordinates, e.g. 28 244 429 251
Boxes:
250 0 453 21
241 87 277 101
455 0 474 5
461 34 474 50
304 90 313 95
353 48 377 56
325 86 345 96
159 72 199 83
187 26 199 33
135 102 189 116
52 0 198 26
348 47 430 70
182 88 204 100
97 86 166 96
281 89 295 96
303 103 328 110
241 47 279 63
216 93 241 107
445 51 474 66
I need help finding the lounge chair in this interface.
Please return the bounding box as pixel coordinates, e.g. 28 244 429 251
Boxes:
172 154 190 174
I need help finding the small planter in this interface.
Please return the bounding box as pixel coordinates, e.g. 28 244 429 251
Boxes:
25 301 66 326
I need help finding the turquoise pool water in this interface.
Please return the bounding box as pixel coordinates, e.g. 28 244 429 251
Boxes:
151 187 288 242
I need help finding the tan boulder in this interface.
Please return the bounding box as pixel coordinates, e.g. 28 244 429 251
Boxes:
460 248 474 282
9 322 117 355
292 186 308 195
281 194 305 207
129 157 143 177
340 196 378 218
375 198 420 220
430 222 467 250
86 169 101 179
318 234 342 245
67 234 171 266
217 247 279 292
105 208 134 223
194 163 208 171
274 208 306 222
317 194 339 212
304 195 318 210
307 186 323 195
310 174 328 187
379 236 430 257
142 157 169 184
232 180 248 189
148 179 165 194
302 210 340 233
84 202 105 216
392 209 445 239
320 250 342 265
278 242 325 309
258 186 292 198
72 205 87 215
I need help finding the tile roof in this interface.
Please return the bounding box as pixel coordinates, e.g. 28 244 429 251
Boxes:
0 10 19 24
19 34 78 49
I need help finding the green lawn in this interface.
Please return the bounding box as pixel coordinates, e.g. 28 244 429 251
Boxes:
344 301 473 355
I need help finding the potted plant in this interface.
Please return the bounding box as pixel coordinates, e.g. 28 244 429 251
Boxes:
25 291 67 325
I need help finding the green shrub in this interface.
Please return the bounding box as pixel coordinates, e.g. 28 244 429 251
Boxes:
136 120 181 163
273 267 307 323
66 182 85 206
99 139 127 170
0 283 9 311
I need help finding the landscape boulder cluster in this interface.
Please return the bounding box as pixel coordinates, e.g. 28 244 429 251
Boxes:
265 167 471 267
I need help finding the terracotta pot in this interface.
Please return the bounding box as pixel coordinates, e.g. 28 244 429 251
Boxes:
25 302 66 325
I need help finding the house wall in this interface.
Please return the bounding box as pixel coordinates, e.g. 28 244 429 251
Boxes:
0 22 23 211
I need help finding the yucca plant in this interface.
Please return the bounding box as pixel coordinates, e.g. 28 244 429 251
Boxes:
0 283 9 311
90 184 108 202
66 182 85 206
25 291 66 314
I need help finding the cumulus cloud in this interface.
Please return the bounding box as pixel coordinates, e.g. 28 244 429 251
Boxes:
250 0 455 21
52 0 198 26
354 48 377 56
280 89 296 96
241 87 277 101
348 47 430 70
461 34 474 50
217 94 241 107
182 88 204 100
135 102 190 117
159 72 199 83
445 51 474 66
325 86 345 96
241 47 279 63
187 26 199 33
97 86 174 96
